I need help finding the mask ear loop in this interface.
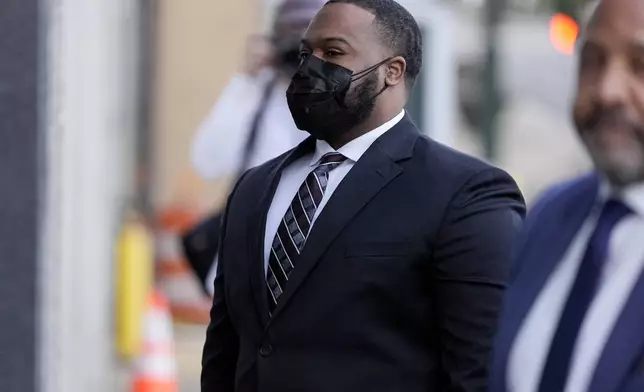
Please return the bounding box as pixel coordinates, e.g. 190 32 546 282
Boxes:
350 57 393 82
345 80 389 111
352 59 392 106
337 58 392 111
371 83 388 99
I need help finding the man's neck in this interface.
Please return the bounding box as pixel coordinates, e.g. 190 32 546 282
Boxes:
327 108 403 150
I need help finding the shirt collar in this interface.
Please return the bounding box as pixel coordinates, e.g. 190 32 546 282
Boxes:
598 179 644 216
308 110 406 167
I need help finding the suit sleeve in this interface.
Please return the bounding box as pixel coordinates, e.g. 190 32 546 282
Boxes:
201 172 249 392
432 167 526 392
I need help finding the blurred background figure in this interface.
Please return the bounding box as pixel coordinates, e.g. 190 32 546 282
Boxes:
183 0 327 296
490 1 644 391
190 0 328 180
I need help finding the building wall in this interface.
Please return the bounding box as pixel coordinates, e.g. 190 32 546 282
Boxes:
152 0 262 212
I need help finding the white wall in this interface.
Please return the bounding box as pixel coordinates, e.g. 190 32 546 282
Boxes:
40 0 139 391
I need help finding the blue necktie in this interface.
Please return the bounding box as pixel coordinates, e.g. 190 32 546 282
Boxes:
538 199 632 392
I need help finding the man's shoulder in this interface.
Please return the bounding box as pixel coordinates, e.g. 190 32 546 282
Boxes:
249 152 287 175
223 153 288 205
412 135 512 186
513 173 599 242
508 173 599 276
529 173 599 215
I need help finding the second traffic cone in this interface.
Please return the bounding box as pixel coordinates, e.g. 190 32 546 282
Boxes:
131 290 178 392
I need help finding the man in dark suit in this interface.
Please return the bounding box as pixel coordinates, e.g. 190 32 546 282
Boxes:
489 1 644 391
201 0 525 391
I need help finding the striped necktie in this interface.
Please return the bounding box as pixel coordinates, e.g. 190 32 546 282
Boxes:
266 152 347 314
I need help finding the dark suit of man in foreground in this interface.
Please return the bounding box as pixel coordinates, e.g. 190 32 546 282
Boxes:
202 0 525 391
489 1 644 391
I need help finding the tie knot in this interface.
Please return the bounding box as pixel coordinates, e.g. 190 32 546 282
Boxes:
601 199 632 224
314 153 346 176
319 152 346 165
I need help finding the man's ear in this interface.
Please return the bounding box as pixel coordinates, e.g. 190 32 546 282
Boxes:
384 56 406 87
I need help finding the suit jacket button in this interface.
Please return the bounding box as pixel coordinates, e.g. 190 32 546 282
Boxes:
259 344 273 357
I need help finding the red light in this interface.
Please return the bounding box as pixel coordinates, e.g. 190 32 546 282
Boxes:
549 13 579 55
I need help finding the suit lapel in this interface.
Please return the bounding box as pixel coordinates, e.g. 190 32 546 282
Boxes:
248 137 316 327
492 175 599 391
588 263 644 392
266 117 418 324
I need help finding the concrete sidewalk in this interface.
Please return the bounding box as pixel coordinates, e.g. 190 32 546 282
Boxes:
174 323 207 392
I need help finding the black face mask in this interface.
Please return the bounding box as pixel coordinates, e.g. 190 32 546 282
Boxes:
286 55 391 140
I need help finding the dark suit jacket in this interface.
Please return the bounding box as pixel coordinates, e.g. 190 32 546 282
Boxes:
202 115 526 392
489 174 644 392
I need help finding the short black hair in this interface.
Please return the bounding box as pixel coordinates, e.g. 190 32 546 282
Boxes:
325 0 423 89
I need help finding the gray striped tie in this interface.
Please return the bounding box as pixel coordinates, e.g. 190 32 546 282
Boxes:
266 152 347 314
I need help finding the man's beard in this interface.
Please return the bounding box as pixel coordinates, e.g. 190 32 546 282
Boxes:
341 70 379 131
577 107 644 187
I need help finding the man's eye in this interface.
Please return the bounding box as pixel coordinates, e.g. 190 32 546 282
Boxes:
579 44 605 71
299 51 310 60
325 50 343 57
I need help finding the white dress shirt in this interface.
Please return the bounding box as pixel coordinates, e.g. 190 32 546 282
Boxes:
205 110 405 295
191 68 307 180
508 181 644 392
262 110 406 270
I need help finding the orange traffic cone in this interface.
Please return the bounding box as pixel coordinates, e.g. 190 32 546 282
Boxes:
155 206 212 324
131 290 178 392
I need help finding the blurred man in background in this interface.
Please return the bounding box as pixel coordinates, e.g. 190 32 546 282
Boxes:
201 0 525 391
490 0 644 391
191 0 327 179
184 0 326 294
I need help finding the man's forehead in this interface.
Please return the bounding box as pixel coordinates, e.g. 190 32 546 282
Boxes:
303 3 375 43
586 0 644 43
